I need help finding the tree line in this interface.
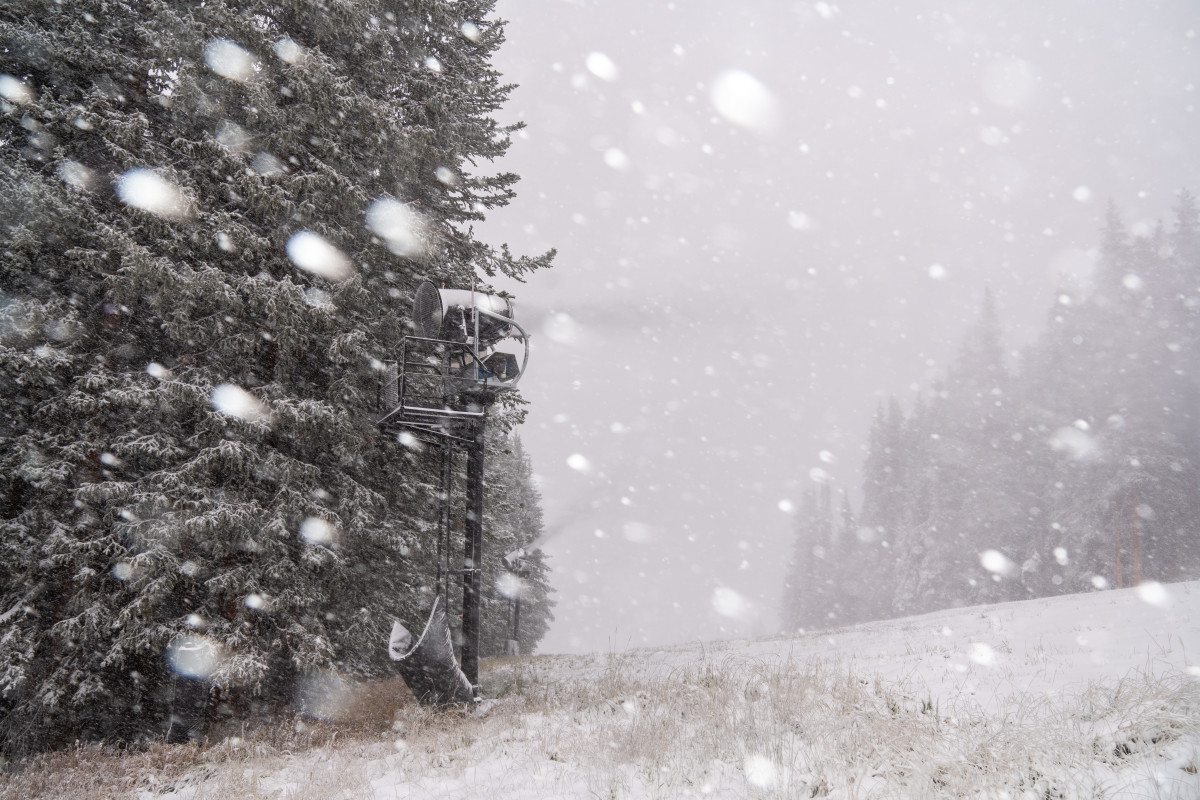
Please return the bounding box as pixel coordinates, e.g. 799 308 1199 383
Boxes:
1 0 553 753
784 193 1200 630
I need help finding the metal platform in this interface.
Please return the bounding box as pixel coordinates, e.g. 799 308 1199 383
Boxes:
378 337 498 444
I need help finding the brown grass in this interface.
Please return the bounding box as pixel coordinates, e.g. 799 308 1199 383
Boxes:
0 676 415 800
341 675 413 729
0 742 204 800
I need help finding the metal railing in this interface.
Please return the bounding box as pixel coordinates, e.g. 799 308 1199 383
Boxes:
378 336 517 431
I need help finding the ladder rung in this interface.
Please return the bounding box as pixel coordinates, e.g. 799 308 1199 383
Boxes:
402 406 484 418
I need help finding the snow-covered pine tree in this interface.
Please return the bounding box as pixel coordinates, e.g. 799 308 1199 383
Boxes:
858 399 903 535
865 196 1200 620
1017 198 1199 592
1163 191 1200 574
478 431 553 656
853 396 906 620
780 489 813 631
908 291 1029 610
0 0 551 752
781 482 846 630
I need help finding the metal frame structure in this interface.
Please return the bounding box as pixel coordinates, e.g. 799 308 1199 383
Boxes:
378 284 529 696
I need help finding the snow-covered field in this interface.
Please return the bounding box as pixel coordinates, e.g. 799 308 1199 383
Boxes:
61 582 1200 798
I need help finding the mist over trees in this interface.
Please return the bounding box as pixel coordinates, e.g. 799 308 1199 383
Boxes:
784 193 1200 630
0 0 552 753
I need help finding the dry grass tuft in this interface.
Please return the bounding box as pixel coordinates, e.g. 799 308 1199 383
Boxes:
0 675 415 800
0 742 204 800
342 675 413 728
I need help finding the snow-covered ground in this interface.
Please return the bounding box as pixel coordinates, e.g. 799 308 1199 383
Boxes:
148 581 1199 799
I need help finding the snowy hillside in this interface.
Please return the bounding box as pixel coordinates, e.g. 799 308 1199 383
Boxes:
20 581 1197 799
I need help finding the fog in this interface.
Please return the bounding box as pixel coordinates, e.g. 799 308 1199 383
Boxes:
479 0 1200 652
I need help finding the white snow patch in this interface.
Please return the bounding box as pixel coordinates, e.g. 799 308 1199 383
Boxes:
968 641 996 666
743 754 778 788
302 286 331 309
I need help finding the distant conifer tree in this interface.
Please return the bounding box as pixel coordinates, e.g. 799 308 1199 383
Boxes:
835 195 1200 625
478 432 554 656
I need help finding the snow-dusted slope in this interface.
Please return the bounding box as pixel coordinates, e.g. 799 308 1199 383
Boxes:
149 581 1199 799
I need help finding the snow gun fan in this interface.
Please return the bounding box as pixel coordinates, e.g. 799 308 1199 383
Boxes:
411 280 529 388
378 279 533 708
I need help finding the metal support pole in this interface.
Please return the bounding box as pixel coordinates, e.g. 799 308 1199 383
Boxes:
512 596 521 644
461 412 485 695
435 441 452 600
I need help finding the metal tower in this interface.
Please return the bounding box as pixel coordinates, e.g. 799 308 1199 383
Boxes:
379 281 529 698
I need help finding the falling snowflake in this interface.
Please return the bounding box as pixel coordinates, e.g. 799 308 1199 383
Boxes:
710 69 779 133
211 383 270 423
286 231 354 282
115 169 191 219
204 39 257 82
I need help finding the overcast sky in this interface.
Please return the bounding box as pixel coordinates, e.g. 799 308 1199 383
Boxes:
477 0 1200 653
